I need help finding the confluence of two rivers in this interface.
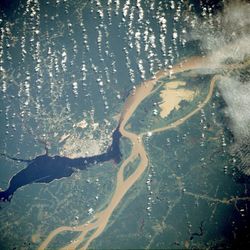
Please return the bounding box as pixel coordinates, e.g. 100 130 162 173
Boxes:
38 55 231 250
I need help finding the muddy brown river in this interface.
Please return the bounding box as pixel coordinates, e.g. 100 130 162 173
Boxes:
38 55 243 250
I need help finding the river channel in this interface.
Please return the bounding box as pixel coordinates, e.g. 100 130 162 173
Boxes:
38 54 234 250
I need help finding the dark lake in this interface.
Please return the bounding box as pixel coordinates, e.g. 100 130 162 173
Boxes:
0 126 122 202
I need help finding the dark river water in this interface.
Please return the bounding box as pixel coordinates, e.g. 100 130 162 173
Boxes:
0 126 122 202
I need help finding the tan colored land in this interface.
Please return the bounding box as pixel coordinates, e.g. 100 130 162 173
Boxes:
74 119 88 129
159 81 196 118
60 134 101 159
31 232 41 243
59 133 70 143
38 55 247 250
141 75 221 136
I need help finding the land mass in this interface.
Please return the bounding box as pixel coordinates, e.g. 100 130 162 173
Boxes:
38 55 233 250
0 127 122 202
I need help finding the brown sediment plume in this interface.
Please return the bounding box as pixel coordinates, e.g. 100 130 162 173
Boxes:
38 55 242 250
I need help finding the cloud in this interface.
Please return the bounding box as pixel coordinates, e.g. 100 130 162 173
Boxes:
191 1 250 175
218 77 250 138
192 1 250 50
218 75 250 176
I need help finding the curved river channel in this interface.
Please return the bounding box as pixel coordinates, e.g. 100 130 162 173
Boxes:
38 55 246 250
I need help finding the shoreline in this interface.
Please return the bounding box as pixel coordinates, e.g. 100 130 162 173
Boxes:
38 54 248 250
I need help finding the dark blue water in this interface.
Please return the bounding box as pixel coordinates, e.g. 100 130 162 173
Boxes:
0 126 122 202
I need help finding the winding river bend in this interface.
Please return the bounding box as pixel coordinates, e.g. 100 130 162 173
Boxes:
38 55 236 250
1 53 246 203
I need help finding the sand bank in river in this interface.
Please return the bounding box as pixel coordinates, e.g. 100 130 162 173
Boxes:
159 81 196 118
39 53 242 250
